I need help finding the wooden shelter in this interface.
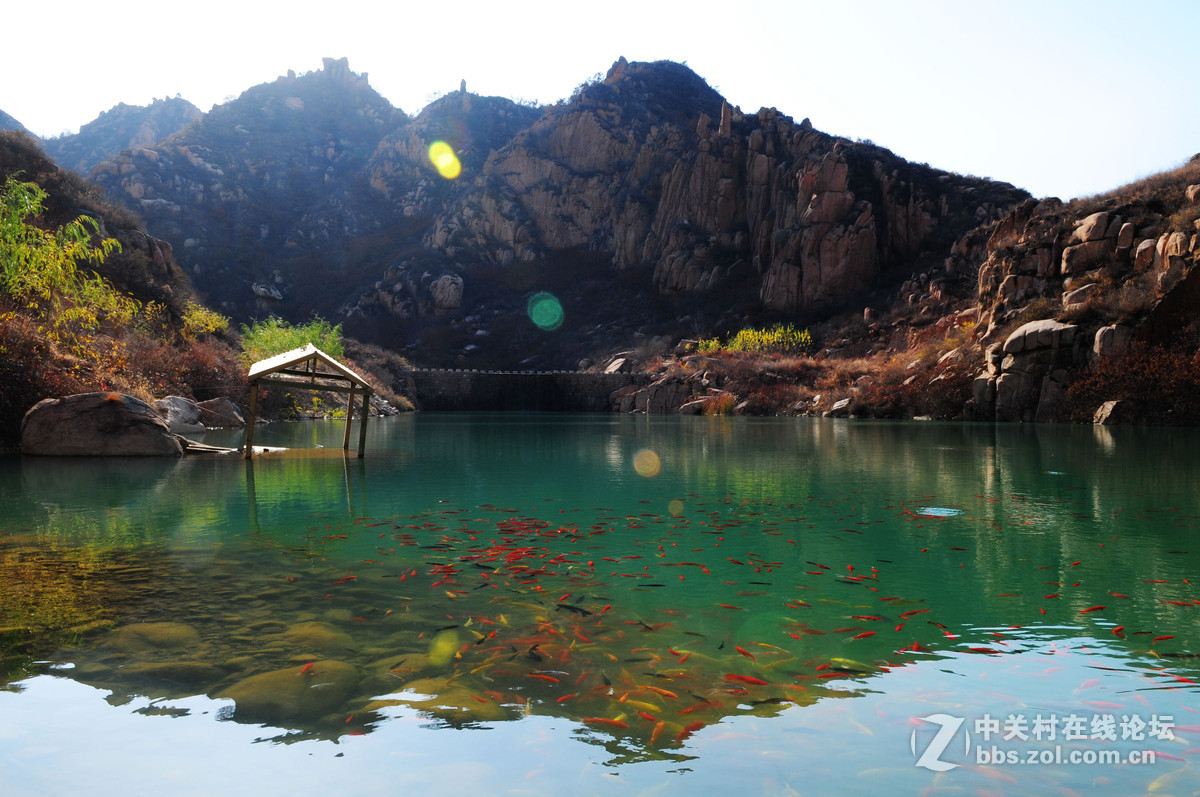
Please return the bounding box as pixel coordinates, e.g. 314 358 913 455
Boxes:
243 344 372 458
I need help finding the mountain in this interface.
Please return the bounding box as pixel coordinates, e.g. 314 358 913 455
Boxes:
5 57 1200 425
41 96 202 175
0 109 28 134
89 57 1029 370
90 57 408 318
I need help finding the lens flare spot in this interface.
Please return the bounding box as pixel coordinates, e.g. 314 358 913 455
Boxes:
633 449 661 478
526 291 564 331
428 141 462 179
668 499 684 515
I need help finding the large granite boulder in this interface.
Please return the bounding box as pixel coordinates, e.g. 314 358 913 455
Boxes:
196 397 245 427
21 393 184 456
155 395 205 434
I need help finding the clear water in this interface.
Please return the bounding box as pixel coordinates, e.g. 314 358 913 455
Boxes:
2 415 1199 796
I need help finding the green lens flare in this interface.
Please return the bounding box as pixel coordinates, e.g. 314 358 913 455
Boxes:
527 292 564 331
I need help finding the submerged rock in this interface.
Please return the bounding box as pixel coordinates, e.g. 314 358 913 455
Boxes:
279 621 356 657
214 659 359 723
109 621 202 654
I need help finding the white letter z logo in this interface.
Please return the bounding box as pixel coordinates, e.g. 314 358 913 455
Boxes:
911 713 967 771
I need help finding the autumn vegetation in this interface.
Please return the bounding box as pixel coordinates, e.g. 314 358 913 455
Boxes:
0 131 407 448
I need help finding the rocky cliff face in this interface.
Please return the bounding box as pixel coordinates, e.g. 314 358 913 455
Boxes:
967 169 1200 422
79 56 1032 370
426 58 1029 315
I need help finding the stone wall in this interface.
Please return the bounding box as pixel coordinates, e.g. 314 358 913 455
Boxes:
400 370 650 412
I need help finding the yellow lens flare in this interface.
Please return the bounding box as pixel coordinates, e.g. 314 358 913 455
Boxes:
668 498 684 515
428 140 461 179
633 449 661 478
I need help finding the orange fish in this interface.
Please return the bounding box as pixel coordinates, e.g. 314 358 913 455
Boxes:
724 674 769 685
676 720 705 743
582 717 629 729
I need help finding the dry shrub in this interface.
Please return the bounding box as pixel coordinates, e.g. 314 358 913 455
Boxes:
1065 344 1200 424
855 361 976 420
0 312 91 444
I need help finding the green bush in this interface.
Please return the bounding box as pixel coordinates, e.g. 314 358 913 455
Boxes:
239 315 344 364
0 175 130 351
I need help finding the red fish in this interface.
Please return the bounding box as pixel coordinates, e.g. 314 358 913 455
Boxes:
724 674 769 685
298 662 315 676
1079 605 1106 614
735 646 756 661
582 717 629 729
676 720 704 743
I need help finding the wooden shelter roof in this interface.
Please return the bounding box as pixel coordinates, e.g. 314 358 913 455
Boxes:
243 344 372 458
247 344 372 394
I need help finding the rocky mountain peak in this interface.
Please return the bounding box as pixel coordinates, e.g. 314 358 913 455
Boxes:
41 97 202 175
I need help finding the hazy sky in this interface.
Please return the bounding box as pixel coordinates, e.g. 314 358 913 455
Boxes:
5 0 1197 199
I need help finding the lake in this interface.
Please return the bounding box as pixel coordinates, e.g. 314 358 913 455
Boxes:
2 414 1199 795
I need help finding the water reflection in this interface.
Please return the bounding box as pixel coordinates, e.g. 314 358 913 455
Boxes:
2 416 1200 790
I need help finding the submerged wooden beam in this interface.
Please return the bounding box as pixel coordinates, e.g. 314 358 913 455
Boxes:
243 382 259 459
342 388 355 451
357 389 370 458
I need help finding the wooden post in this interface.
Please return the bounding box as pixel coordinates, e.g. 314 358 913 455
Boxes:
342 388 355 451
357 390 370 458
244 382 259 459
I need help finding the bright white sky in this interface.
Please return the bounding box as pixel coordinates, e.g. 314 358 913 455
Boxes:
5 0 1197 199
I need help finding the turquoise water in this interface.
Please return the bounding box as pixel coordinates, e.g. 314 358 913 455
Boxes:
2 415 1199 795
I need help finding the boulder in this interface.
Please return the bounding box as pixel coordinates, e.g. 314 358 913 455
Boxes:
1093 324 1133 361
1134 239 1157 270
155 395 205 434
214 659 359 723
21 393 184 456
197 397 245 427
1002 319 1078 354
108 621 202 654
1073 211 1110 243
1061 283 1098 309
429 274 463 310
1061 240 1112 274
1116 222 1135 251
1093 399 1139 425
1186 185 1200 203
825 397 852 417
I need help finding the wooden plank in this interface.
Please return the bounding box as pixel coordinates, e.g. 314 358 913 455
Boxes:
252 377 363 395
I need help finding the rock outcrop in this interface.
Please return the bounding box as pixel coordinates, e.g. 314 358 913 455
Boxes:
21 393 185 456
427 59 1028 314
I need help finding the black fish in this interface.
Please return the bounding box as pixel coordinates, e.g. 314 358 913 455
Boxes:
526 644 544 662
556 603 593 616
435 624 459 632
